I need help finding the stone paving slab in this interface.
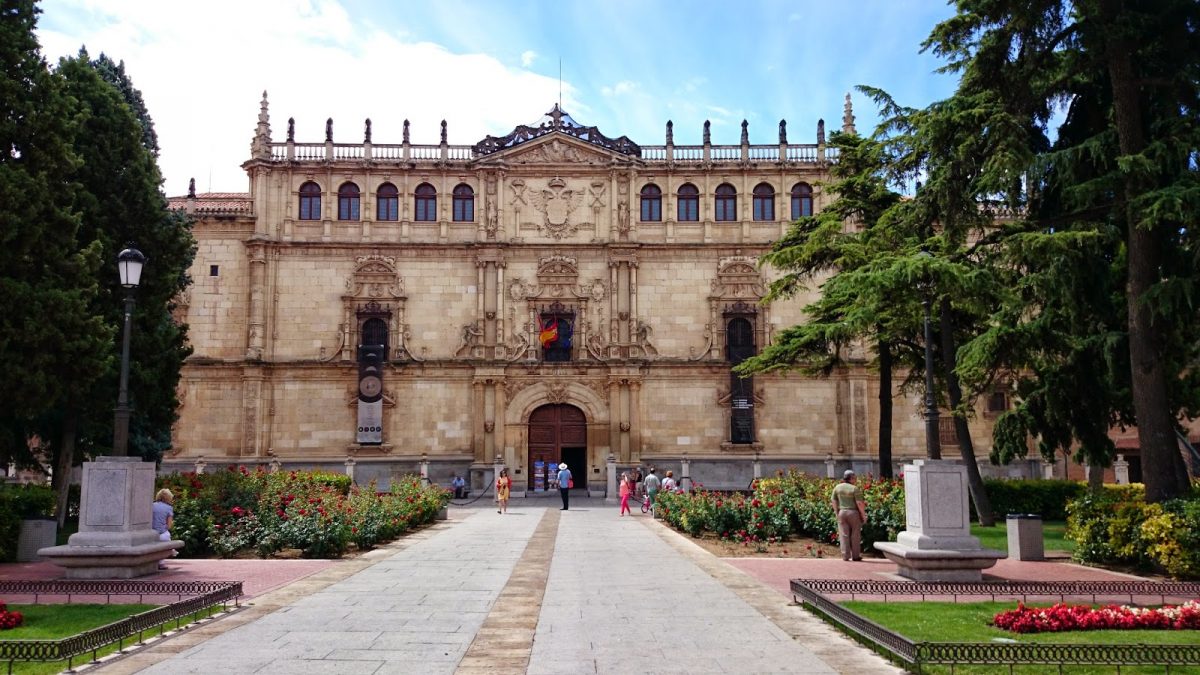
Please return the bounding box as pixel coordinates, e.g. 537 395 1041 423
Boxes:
80 500 903 674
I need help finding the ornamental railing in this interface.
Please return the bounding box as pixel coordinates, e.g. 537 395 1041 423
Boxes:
0 580 242 672
791 578 1200 672
264 141 833 165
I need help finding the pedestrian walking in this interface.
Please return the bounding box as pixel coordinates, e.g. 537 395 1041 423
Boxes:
496 468 512 514
643 467 661 513
557 462 572 510
619 472 633 516
831 469 867 561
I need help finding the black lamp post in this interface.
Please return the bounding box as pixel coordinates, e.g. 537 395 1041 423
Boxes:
113 247 146 457
917 251 941 460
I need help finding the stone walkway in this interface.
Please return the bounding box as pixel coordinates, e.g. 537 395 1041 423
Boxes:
93 498 899 674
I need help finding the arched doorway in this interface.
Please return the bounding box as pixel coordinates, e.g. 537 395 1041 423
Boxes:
528 404 587 492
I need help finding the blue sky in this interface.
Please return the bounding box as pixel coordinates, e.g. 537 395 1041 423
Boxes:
36 0 961 196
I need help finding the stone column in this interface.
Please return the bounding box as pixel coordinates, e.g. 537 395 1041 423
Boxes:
753 452 762 480
680 453 691 493
344 457 356 483
419 453 430 486
825 454 836 479
606 454 617 503
629 381 642 458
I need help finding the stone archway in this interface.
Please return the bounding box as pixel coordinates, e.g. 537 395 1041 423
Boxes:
527 403 587 492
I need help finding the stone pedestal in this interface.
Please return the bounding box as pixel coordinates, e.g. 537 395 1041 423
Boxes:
39 457 180 579
17 518 56 562
605 455 617 503
874 459 1003 582
1114 454 1130 484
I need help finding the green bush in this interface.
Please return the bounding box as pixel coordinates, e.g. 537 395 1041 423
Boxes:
1065 484 1200 578
0 485 56 562
980 479 1086 521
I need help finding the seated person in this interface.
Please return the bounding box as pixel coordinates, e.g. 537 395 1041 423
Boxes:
450 473 467 499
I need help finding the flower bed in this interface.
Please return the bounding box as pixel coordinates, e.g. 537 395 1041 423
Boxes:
654 471 905 553
157 467 449 558
993 601 1200 633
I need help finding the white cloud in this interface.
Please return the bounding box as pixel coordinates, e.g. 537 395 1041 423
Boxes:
521 50 537 67
600 80 638 97
36 0 569 195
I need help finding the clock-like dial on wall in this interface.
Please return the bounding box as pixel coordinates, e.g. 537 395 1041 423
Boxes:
359 375 382 399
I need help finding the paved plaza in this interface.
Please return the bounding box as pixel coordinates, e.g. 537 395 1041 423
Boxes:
88 498 899 674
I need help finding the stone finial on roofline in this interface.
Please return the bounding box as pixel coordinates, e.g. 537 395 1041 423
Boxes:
365 118 372 144
325 118 333 142
403 119 410 144
703 120 711 145
250 90 271 159
287 117 294 142
817 118 826 146
441 120 448 144
740 119 749 145
188 177 196 198
779 119 787 144
843 92 856 134
666 120 673 145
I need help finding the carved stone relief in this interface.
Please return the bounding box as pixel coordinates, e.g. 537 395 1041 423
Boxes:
527 177 586 239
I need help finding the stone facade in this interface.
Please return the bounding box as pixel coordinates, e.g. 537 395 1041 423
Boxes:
165 94 1013 491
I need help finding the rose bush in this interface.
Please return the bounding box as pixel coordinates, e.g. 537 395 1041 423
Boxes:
158 467 448 559
0 602 22 630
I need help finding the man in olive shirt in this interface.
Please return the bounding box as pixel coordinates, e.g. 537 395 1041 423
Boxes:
831 470 867 561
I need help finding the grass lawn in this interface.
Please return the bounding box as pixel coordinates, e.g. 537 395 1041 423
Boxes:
971 519 1074 554
843 600 1199 674
1 603 221 675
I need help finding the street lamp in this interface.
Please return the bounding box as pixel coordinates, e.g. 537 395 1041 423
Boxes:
113 246 146 457
916 250 941 460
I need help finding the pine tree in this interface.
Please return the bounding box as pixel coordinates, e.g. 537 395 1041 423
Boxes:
53 49 196 462
0 1 110 479
926 0 1200 502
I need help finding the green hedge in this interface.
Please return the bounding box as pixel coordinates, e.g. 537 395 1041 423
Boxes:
979 478 1087 521
0 484 55 562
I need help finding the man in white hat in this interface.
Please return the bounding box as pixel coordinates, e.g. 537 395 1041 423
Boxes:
556 462 572 510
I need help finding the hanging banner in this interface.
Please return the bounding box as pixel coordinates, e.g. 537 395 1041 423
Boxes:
357 398 382 444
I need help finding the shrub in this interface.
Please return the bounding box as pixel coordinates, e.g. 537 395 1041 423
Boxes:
0 485 56 563
980 479 1086 521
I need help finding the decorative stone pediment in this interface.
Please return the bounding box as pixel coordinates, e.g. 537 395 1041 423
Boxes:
711 255 768 300
537 254 579 284
499 136 614 165
473 103 641 157
345 255 404 299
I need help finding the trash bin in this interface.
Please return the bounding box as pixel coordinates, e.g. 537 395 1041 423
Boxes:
1006 513 1043 561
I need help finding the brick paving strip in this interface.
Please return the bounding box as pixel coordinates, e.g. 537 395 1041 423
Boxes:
455 507 559 675
86 521 458 674
639 517 904 675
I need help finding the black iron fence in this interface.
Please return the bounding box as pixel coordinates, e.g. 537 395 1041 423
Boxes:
791 578 1200 672
0 579 242 673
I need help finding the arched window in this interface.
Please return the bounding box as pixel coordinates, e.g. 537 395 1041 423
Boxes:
539 305 575 363
298 181 321 220
640 184 662 222
377 183 399 221
452 184 474 222
677 183 699 222
414 183 437 222
752 183 775 221
791 182 813 219
360 317 389 354
715 183 737 221
338 182 360 221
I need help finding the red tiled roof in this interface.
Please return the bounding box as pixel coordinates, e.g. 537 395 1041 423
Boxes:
167 192 252 213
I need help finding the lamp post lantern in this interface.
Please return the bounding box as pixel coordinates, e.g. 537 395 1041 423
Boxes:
917 251 941 460
113 247 146 457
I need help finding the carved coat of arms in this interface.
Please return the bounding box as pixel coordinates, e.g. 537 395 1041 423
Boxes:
529 177 584 239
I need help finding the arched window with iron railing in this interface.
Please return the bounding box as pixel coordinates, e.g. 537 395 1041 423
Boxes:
725 315 756 444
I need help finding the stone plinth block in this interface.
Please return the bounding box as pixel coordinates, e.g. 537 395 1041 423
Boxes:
878 459 1004 582
39 457 180 579
1007 514 1045 561
17 518 56 562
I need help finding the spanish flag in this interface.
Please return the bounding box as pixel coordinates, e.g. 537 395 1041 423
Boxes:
539 318 558 348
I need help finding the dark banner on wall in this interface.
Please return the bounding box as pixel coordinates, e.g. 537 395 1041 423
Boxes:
357 345 384 445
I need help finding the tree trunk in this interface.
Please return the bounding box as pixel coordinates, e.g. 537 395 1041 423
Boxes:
1101 0 1191 502
939 298 995 526
54 414 77 530
877 336 894 479
1087 463 1105 493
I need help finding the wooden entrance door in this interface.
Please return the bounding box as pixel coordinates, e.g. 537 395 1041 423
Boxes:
528 404 586 491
